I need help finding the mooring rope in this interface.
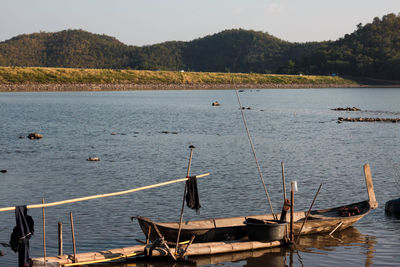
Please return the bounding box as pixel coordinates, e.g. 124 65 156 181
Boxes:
233 86 277 219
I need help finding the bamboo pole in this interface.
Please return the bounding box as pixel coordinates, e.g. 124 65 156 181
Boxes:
281 162 287 200
175 145 195 254
0 172 210 212
295 183 323 243
234 88 276 219
58 222 63 256
42 199 46 267
290 182 295 242
70 212 77 263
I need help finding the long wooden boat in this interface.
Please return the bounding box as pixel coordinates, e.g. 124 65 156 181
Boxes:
135 164 378 243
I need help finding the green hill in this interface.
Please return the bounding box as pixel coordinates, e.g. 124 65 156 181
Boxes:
296 13 400 80
1 13 400 80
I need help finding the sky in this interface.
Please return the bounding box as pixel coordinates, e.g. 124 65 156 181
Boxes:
1 0 400 46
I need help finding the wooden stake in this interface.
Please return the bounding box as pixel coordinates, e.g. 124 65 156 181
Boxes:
42 199 46 267
58 222 63 256
70 212 77 263
295 183 323 243
281 162 287 200
290 182 295 242
175 145 195 254
364 164 378 209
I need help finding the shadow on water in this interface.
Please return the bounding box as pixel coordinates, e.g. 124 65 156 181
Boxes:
88 227 376 267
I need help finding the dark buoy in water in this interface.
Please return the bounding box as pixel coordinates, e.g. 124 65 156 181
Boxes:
0 170 7 173
385 198 400 216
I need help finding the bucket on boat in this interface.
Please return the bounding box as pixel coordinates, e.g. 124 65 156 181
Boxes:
244 218 287 242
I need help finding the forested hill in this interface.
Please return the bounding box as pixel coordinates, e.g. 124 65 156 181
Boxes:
294 13 400 80
1 13 400 80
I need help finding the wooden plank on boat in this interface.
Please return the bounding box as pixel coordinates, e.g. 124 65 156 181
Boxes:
31 244 146 267
31 240 284 266
149 240 284 257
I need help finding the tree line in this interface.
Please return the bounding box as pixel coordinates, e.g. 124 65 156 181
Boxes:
0 13 399 80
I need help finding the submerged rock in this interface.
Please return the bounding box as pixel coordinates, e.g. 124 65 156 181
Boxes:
332 107 361 111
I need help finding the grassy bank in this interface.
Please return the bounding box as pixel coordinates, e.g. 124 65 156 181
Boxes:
0 66 359 91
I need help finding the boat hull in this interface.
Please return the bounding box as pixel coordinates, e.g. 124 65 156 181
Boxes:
136 200 371 243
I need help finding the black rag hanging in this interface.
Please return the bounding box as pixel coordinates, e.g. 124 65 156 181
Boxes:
9 205 34 267
185 175 201 214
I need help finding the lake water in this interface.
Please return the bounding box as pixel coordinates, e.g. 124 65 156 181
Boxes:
0 88 400 266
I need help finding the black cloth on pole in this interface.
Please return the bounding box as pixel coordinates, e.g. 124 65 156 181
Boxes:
9 205 34 267
185 175 201 213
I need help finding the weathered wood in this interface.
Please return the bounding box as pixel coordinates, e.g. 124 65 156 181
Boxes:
69 212 77 263
42 199 47 267
290 182 295 242
137 164 376 243
149 240 284 257
0 172 210 212
295 183 323 242
176 145 195 253
31 244 146 266
364 164 378 209
58 222 63 256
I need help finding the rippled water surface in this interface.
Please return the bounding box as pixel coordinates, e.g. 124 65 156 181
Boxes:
0 88 400 266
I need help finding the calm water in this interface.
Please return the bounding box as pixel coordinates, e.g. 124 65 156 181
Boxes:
0 88 400 266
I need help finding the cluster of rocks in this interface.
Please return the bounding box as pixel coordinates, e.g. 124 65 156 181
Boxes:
338 117 400 123
332 107 361 111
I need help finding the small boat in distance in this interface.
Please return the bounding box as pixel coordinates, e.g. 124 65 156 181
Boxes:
135 164 378 243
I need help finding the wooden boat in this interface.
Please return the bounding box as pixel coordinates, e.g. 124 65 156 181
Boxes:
135 164 378 243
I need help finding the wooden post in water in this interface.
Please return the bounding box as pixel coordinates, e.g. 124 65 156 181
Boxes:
364 164 378 209
290 182 295 243
281 162 287 200
42 199 47 267
58 222 63 256
70 212 77 263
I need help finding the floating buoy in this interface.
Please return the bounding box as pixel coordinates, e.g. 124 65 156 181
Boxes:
27 133 43 139
87 157 100 161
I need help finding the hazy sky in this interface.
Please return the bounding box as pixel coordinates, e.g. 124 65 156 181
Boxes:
1 0 400 46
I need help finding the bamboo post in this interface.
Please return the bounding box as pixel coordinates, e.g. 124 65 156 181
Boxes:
58 222 63 256
281 162 287 200
175 145 195 254
234 87 276 220
279 162 289 222
0 173 210 212
70 212 77 263
151 222 176 261
290 182 295 242
42 199 46 267
295 183 323 243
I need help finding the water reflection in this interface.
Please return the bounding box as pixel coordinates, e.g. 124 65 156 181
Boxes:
89 227 375 267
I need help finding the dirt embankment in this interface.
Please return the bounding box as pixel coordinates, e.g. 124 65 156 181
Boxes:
0 83 364 92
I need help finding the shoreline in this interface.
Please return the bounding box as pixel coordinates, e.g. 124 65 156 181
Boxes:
0 83 383 92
